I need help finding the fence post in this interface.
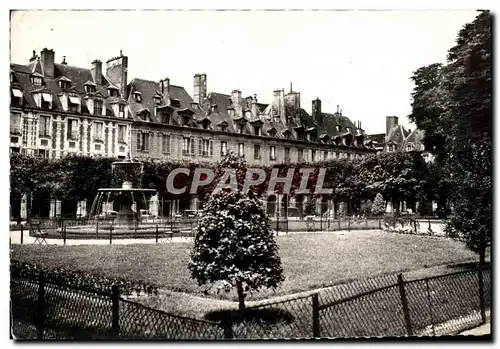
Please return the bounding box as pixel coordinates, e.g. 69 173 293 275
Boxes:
37 270 45 340
366 217 368 229
312 293 320 338
478 267 486 324
63 224 67 246
20 224 24 245
111 285 120 338
155 224 159 243
425 278 435 336
222 314 233 339
96 220 99 237
109 225 113 245
379 218 381 229
347 219 350 232
338 218 341 230
397 274 413 336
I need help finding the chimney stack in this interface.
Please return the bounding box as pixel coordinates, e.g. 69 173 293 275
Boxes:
386 116 399 136
312 98 322 124
160 77 170 97
91 59 102 85
61 56 67 65
193 73 207 105
40 48 55 77
106 50 128 97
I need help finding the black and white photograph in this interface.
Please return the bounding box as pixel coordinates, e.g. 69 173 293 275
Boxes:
7 7 492 341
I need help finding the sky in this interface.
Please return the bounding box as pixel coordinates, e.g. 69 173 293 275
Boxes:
9 9 480 134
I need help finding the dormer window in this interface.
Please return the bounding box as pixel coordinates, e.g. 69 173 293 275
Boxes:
108 87 119 97
297 131 306 141
10 71 15 83
68 95 80 113
268 129 277 138
31 75 43 86
11 89 23 106
286 117 293 124
41 93 52 109
219 123 228 132
406 144 414 152
171 98 181 108
202 120 210 130
191 102 198 110
346 127 351 133
94 99 103 115
59 79 71 90
228 109 235 117
254 125 261 136
245 111 252 118
182 115 190 126
85 84 96 93
153 96 161 105
134 92 142 103
238 124 244 134
283 130 291 139
119 104 125 118
162 112 171 124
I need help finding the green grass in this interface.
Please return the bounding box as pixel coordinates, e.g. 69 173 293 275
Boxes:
11 231 479 302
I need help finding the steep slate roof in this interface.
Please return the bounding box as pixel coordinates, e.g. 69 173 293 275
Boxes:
401 128 425 151
10 59 127 117
126 78 203 125
385 124 411 145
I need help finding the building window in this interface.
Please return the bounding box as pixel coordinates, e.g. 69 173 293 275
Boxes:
31 76 42 86
268 130 276 138
94 122 103 141
254 144 261 160
202 120 210 130
109 88 119 97
254 126 261 136
221 141 228 156
85 84 96 93
199 139 212 156
119 104 125 118
238 124 244 134
11 89 23 106
297 131 306 141
10 113 21 135
94 100 103 115
238 143 245 158
283 131 291 139
39 115 51 137
161 112 171 124
153 96 161 105
137 132 149 151
336 125 341 132
284 147 290 162
323 151 328 160
41 93 52 109
59 80 71 89
183 137 194 155
270 146 276 161
68 96 80 112
162 134 171 153
38 149 48 158
182 115 190 126
118 125 127 143
298 148 304 161
220 124 227 132
311 150 316 162
406 144 414 152
134 92 142 103
67 119 78 140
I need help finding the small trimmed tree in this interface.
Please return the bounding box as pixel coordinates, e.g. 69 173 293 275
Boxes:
372 193 386 216
304 198 316 217
188 154 285 309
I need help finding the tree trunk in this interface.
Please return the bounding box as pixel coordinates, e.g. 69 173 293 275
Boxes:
237 282 246 310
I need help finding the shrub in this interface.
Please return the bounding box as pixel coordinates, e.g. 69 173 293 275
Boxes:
371 193 386 216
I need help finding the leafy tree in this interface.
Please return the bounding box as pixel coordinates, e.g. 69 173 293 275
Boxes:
371 193 386 216
409 11 492 262
189 154 284 309
304 198 316 216
189 191 284 309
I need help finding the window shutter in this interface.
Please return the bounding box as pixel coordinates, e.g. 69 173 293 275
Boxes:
199 138 203 155
209 140 214 156
145 133 149 151
191 137 195 155
136 133 141 151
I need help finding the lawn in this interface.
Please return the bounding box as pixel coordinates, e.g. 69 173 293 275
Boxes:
11 230 479 302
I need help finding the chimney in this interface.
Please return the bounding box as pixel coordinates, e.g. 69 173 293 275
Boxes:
193 73 207 105
251 94 258 116
159 77 170 97
106 50 128 97
61 56 67 65
273 88 286 121
91 59 102 85
29 50 38 63
386 116 399 136
312 98 322 124
40 48 55 78
337 105 340 114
